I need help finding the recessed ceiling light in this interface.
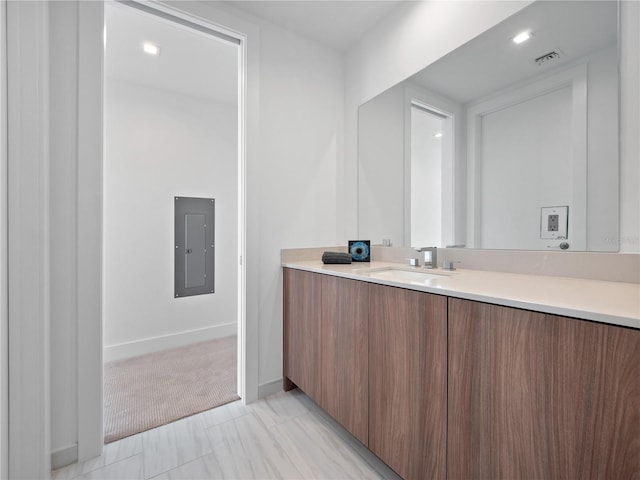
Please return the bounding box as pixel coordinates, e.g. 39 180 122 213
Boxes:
143 42 160 56
512 31 531 44
434 132 443 138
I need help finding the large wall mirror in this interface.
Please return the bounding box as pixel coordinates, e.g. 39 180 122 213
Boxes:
358 0 619 252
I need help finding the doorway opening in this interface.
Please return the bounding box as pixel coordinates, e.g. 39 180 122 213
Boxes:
102 1 243 444
409 102 453 247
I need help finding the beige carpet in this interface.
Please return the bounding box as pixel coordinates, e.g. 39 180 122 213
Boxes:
104 335 239 444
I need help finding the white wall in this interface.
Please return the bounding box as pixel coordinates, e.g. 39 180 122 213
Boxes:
254 19 343 388
479 86 573 250
0 0 7 477
358 83 405 245
620 0 640 252
103 78 238 360
585 45 620 251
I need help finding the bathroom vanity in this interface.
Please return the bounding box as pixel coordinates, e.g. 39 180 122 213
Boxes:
282 259 640 480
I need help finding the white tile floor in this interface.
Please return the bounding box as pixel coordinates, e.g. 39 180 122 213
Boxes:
52 389 401 479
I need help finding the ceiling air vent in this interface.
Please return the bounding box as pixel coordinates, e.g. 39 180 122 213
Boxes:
535 50 562 67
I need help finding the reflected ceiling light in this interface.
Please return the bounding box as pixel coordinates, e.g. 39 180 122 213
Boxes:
512 31 531 44
143 42 160 55
434 132 443 138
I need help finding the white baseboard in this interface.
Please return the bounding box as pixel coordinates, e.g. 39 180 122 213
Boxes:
258 379 283 398
51 444 78 470
104 323 237 362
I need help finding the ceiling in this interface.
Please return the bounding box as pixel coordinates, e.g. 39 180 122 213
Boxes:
410 0 618 104
105 1 405 102
104 1 618 109
105 2 239 104
224 0 404 51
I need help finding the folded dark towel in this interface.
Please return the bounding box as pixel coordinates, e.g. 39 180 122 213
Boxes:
322 251 352 264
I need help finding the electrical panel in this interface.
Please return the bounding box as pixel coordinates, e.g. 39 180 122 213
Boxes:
175 197 215 297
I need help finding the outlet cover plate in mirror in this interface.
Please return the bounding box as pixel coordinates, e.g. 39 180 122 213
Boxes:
540 206 568 239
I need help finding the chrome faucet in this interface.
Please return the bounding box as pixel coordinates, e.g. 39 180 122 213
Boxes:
415 246 437 269
442 259 460 270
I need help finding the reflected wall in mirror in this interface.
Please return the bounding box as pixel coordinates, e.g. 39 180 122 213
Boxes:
358 0 619 252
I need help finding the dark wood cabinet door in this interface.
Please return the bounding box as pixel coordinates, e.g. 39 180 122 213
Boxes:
320 275 369 445
369 284 447 480
448 297 640 480
283 268 322 400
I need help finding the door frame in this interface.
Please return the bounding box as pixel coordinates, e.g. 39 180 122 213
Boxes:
403 85 459 248
78 0 249 461
0 0 8 478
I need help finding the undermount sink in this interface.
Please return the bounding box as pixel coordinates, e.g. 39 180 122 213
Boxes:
356 267 451 285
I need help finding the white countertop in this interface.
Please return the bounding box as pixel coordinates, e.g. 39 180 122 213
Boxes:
282 260 640 330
